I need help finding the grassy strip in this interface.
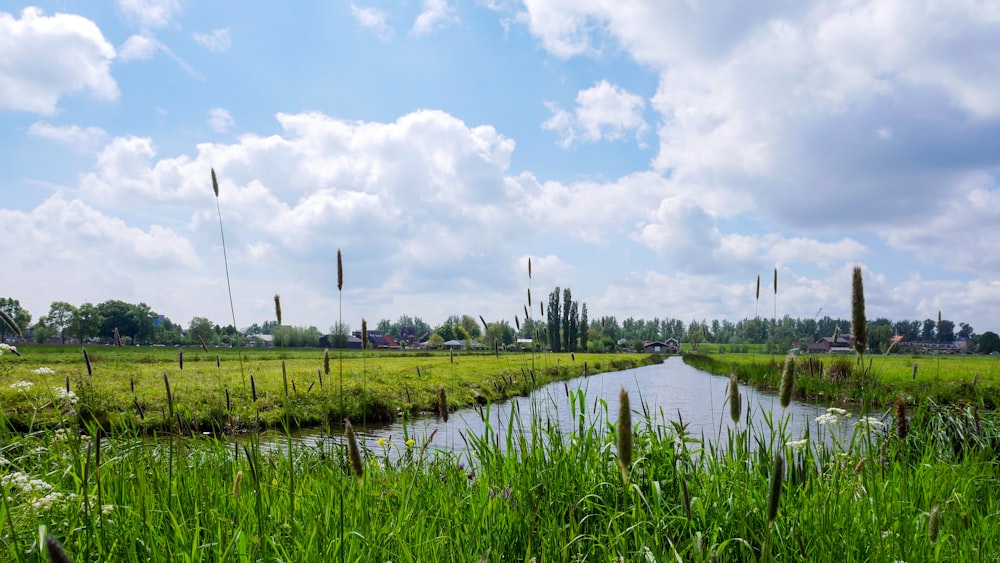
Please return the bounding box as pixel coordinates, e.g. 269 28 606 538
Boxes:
2 389 997 561
0 346 659 434
684 352 1000 408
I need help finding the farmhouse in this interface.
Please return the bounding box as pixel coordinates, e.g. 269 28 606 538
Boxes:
644 338 680 354
807 334 853 354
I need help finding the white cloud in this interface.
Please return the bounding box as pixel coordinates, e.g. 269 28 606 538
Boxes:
27 122 108 151
119 34 158 61
0 8 118 114
208 108 236 134
351 4 393 39
412 0 459 36
543 80 648 147
118 0 181 29
192 28 231 52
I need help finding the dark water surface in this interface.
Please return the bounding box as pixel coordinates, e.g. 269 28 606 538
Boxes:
263 356 870 455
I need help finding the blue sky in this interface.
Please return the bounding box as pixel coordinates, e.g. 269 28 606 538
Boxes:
2 0 999 336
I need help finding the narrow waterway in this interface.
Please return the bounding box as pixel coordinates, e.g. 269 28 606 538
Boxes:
267 356 874 455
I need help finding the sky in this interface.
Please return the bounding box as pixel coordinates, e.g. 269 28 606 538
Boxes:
1 0 999 336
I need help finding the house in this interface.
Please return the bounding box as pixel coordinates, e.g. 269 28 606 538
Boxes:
319 334 362 349
442 339 480 350
351 330 400 349
644 338 680 354
807 334 853 354
247 334 273 347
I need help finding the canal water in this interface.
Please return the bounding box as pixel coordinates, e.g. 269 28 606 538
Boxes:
264 356 874 456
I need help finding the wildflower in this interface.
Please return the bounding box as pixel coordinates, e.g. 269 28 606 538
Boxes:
858 416 884 431
10 380 33 392
32 367 56 375
0 343 18 356
101 504 114 516
52 387 78 405
377 437 387 449
827 407 849 417
405 439 416 447
787 439 808 450
815 413 839 425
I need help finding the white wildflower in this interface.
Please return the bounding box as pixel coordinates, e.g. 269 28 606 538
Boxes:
32 367 56 375
858 416 884 431
0 456 9 465
0 343 17 355
31 491 64 511
816 413 839 425
787 439 809 450
52 387 78 405
827 407 849 416
101 504 114 515
10 380 33 392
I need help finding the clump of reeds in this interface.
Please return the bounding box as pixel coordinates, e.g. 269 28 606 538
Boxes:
617 388 632 483
438 387 449 422
767 454 784 523
344 418 364 481
895 397 909 440
728 374 741 425
779 353 796 408
851 266 867 356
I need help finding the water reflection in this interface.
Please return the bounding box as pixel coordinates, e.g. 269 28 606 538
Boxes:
264 356 874 456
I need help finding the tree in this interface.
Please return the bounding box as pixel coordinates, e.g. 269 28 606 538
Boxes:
579 303 589 351
0 298 31 341
188 317 216 346
936 319 955 343
921 319 936 342
97 300 138 342
547 288 561 352
328 321 351 348
562 288 573 352
46 301 77 343
978 331 1000 355
71 302 102 343
427 333 445 349
958 323 975 340
32 317 57 343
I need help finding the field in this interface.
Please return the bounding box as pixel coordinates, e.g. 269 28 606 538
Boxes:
0 344 657 433
684 351 1000 408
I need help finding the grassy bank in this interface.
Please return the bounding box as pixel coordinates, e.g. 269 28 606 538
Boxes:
2 383 997 561
0 345 659 434
684 351 1000 408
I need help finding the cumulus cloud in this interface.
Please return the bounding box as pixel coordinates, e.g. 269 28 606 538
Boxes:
192 27 231 51
412 0 458 36
0 8 118 114
118 0 181 29
208 108 236 133
27 122 108 151
119 34 158 61
351 4 393 39
543 80 648 148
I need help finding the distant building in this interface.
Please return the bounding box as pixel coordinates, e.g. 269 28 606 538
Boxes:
807 334 853 354
644 338 680 354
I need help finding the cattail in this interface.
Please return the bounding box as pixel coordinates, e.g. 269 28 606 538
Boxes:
113 327 122 348
163 372 174 417
274 294 282 326
44 534 74 563
912 362 918 380
928 506 940 544
83 347 92 376
438 387 449 422
178 348 183 370
337 249 343 292
198 336 208 352
344 418 364 480
779 353 796 408
895 397 909 440
211 167 220 197
361 319 368 350
528 257 532 279
728 374 741 424
767 454 784 522
232 470 243 499
851 266 867 356
617 388 632 482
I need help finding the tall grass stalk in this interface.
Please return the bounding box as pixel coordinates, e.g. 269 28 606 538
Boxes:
210 168 247 396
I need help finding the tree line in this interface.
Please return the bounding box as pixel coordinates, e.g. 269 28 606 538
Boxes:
2 295 998 355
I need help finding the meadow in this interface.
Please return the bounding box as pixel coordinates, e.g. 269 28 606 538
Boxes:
0 344 657 434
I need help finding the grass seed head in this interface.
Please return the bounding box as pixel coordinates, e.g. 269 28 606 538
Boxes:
895 397 909 440
273 294 282 326
779 353 796 408
767 454 785 523
0 307 22 337
755 274 760 300
361 318 368 350
851 266 867 356
337 249 343 292
211 167 219 198
82 347 92 376
929 506 940 544
773 267 778 295
438 387 449 422
323 348 330 375
528 256 532 279
728 374 741 424
233 470 243 499
45 534 74 563
344 418 364 481
617 388 632 483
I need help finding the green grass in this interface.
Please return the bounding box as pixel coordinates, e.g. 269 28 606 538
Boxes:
0 345 659 434
2 379 998 561
684 352 1000 409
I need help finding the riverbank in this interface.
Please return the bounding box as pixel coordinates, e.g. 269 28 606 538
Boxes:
0 345 661 434
683 351 1000 408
